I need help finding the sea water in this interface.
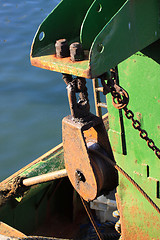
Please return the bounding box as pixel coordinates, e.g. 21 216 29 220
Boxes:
0 0 96 181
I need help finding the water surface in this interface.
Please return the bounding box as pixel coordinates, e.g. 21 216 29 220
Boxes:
0 0 96 181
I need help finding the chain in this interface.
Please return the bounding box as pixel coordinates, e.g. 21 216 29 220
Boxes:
123 106 160 159
100 70 160 160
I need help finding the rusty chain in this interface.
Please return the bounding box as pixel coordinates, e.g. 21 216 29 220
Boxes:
123 106 160 159
100 70 160 160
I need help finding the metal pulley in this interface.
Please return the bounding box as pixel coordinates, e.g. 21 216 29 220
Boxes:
62 74 118 201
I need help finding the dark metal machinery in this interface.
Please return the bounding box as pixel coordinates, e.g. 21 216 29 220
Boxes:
30 0 160 239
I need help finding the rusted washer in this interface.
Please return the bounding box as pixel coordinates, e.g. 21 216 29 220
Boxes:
55 39 70 58
70 42 84 61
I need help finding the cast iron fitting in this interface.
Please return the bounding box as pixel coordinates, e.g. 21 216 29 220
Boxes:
70 42 84 61
55 39 70 58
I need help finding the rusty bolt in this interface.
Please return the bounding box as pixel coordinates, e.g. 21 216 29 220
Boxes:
55 39 70 58
70 42 84 61
75 170 86 183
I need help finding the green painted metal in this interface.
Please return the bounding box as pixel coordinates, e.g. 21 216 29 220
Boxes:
20 147 64 179
31 0 160 79
90 0 160 77
31 0 94 57
0 145 65 234
0 179 72 234
80 0 126 50
107 40 160 239
2 1 160 237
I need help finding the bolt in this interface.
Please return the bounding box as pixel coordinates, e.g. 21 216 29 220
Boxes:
70 42 84 61
55 39 70 58
75 170 86 183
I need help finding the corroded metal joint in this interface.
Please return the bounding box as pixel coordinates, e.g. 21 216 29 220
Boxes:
62 74 90 119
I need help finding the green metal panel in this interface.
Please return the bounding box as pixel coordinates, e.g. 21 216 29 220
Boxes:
80 0 126 50
31 0 160 79
118 175 160 239
107 40 160 239
20 147 64 179
0 145 65 233
31 0 94 57
89 0 160 77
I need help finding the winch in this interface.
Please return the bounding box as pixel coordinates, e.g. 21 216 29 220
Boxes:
62 73 118 201
29 0 160 238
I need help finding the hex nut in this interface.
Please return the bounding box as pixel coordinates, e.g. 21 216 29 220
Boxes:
70 42 84 61
55 39 70 58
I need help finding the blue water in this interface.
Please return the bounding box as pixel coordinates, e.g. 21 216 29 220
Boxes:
0 0 96 181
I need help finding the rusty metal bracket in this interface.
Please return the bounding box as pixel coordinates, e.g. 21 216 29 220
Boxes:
31 0 160 78
62 114 118 201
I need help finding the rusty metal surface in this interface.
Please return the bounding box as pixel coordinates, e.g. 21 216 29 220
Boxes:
116 190 160 240
63 116 98 201
62 68 118 203
62 114 118 201
63 75 90 119
30 52 91 79
0 222 26 238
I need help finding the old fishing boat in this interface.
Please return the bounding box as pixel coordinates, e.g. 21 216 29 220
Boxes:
0 0 160 239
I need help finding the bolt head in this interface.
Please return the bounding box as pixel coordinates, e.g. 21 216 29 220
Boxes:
70 42 84 61
55 39 70 58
